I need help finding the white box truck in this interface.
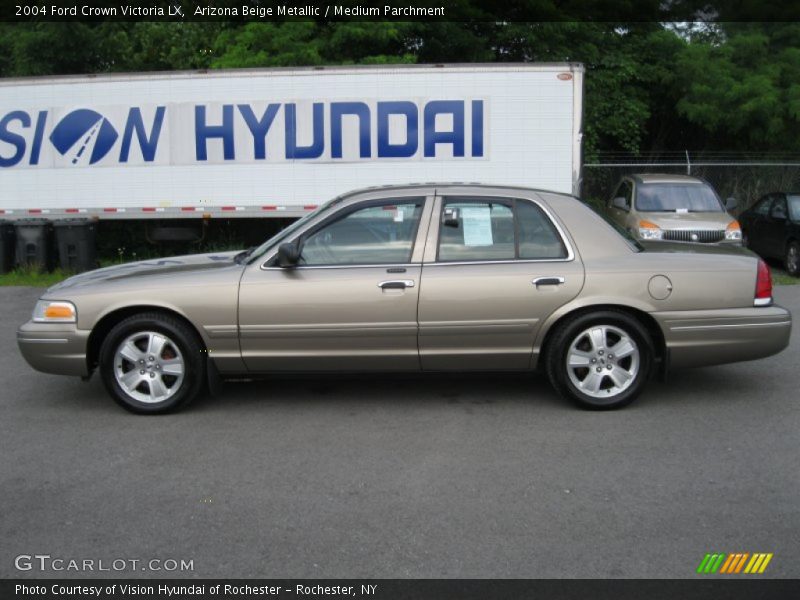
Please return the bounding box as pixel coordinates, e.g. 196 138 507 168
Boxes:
0 63 583 223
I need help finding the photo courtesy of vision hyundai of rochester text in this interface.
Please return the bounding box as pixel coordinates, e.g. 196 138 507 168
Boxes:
18 184 792 414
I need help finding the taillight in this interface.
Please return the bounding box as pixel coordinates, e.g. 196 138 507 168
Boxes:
755 259 772 306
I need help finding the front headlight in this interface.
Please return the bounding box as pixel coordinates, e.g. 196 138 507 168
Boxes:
638 220 664 240
725 220 742 241
32 300 77 323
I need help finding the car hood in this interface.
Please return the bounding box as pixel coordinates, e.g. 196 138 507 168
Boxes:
639 240 752 257
48 251 243 291
638 211 734 230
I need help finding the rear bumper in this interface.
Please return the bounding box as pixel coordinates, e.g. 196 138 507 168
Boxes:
17 321 90 377
654 305 792 369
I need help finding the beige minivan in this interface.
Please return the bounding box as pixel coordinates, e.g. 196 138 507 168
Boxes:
607 174 741 244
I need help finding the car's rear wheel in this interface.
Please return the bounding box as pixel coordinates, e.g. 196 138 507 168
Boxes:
99 313 205 414
785 241 800 277
546 311 653 410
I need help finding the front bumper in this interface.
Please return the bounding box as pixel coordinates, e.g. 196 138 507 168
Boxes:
654 305 792 369
17 321 90 377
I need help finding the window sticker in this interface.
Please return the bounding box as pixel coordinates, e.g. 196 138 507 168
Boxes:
461 206 493 246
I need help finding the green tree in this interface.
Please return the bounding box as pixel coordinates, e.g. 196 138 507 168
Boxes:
114 23 224 71
211 22 417 68
673 23 800 151
0 23 127 76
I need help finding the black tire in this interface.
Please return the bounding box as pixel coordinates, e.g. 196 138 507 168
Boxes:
98 312 206 414
545 310 654 410
785 241 800 277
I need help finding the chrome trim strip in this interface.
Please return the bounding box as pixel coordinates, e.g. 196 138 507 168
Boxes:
261 263 418 272
17 338 69 344
669 321 790 332
423 258 570 267
239 324 417 339
203 326 239 339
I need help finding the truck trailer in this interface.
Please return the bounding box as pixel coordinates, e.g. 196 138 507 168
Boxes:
0 63 584 230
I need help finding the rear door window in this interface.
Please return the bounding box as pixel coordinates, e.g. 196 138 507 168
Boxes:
437 197 567 262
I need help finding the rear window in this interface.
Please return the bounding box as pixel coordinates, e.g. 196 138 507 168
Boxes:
636 183 723 213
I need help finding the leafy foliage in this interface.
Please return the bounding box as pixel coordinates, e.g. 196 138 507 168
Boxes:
0 19 795 157
673 24 800 150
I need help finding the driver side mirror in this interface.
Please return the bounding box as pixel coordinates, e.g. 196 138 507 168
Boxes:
277 241 301 268
612 196 629 211
725 197 738 211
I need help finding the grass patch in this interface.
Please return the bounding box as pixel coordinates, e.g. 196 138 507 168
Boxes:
0 266 73 287
771 266 799 286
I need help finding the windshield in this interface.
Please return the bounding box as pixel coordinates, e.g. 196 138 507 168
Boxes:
246 197 342 263
635 183 723 212
788 195 800 221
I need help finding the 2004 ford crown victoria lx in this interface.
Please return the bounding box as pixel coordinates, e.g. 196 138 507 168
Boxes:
18 184 792 414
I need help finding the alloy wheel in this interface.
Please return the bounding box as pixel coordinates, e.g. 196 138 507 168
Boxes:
565 325 640 399
113 331 185 404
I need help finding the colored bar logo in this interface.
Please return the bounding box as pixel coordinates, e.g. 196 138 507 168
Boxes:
697 553 773 574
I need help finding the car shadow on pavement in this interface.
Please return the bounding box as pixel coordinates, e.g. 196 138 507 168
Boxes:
187 371 566 413
21 363 771 416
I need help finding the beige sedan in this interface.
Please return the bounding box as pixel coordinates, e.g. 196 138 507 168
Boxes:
18 184 791 413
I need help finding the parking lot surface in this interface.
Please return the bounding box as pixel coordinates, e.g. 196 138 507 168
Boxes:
1 286 798 578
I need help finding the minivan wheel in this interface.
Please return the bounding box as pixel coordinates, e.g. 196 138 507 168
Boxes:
546 311 653 410
99 312 206 414
786 241 800 277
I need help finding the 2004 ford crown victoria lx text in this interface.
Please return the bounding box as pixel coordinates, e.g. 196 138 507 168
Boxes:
18 184 792 414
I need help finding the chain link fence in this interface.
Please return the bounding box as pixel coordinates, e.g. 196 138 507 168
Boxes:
582 152 800 215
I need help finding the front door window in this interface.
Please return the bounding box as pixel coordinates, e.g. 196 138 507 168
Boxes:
301 200 424 265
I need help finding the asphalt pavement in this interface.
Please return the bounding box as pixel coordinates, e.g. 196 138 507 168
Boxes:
1 285 798 579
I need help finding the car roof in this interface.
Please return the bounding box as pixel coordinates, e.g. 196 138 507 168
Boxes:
334 182 576 201
627 173 705 185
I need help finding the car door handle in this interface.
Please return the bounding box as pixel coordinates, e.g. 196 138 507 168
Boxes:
532 276 565 286
378 280 415 289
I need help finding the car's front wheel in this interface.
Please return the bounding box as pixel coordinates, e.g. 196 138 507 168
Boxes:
785 241 800 277
546 311 654 410
99 312 206 414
